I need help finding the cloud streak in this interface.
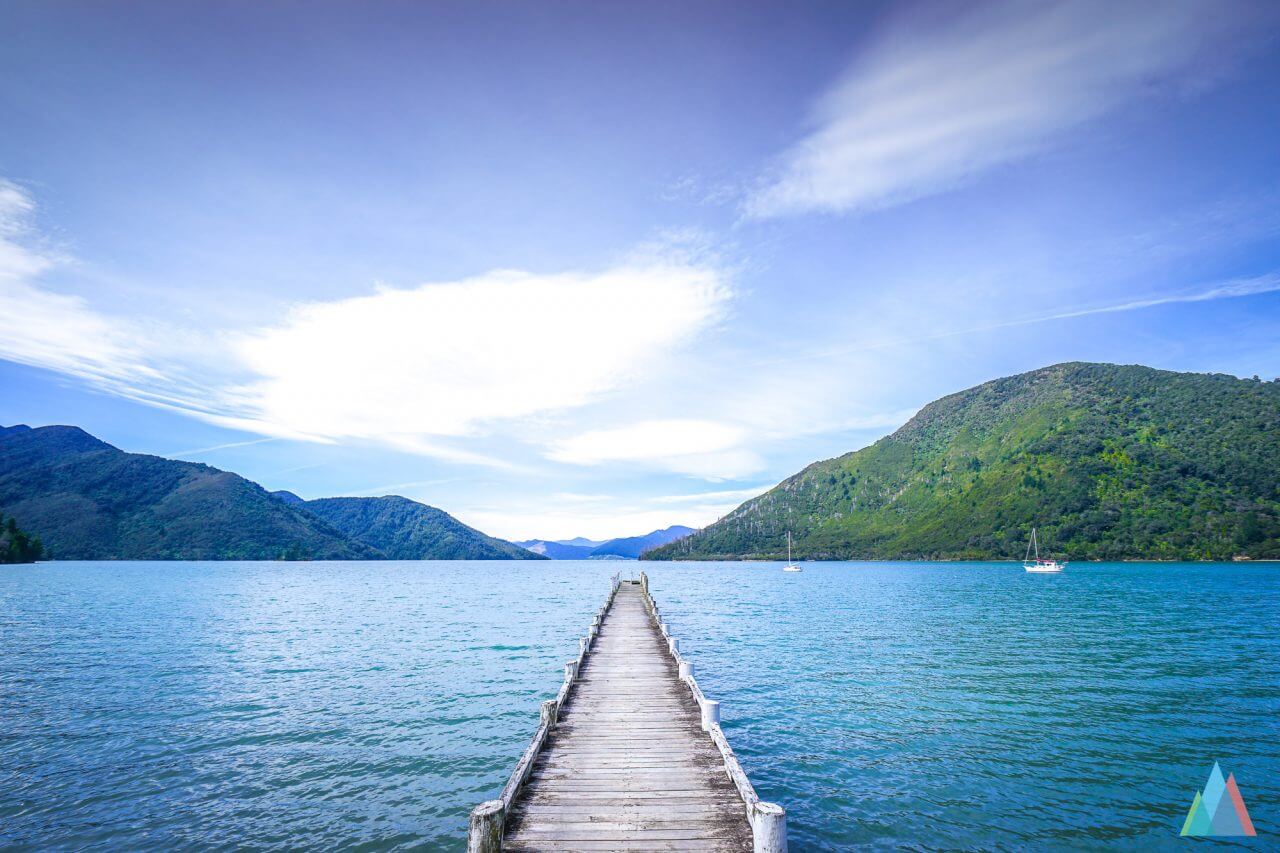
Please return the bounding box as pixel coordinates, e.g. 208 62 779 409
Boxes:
0 181 167 388
745 1 1260 219
764 272 1280 367
171 437 278 457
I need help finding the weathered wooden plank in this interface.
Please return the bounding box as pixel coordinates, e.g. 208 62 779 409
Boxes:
500 581 753 852
501 835 742 845
510 826 744 835
522 787 740 799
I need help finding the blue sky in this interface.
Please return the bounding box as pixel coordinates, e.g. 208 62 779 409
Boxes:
2 0 1280 540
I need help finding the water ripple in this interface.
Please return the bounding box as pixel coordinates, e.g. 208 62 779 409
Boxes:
1 560 1277 849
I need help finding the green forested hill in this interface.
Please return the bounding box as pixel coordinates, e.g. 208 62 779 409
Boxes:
297 496 545 560
644 363 1280 561
0 425 377 560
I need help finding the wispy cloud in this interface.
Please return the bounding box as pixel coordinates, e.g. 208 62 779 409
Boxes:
548 419 764 480
745 1 1263 219
264 463 324 477
0 180 735 468
768 272 1280 368
344 478 459 497
171 437 278 457
0 181 166 388
649 485 772 505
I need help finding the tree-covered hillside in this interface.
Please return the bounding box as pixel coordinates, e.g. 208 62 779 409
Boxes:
0 425 376 560
645 363 1280 561
298 496 545 560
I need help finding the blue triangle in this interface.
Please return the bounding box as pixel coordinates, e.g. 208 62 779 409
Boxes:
1203 762 1227 813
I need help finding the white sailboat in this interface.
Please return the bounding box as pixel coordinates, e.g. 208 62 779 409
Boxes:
1023 527 1065 573
783 531 802 572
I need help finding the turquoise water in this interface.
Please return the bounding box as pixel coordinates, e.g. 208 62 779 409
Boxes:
1 561 1277 850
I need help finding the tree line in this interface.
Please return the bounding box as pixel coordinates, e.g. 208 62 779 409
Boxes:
1 513 45 563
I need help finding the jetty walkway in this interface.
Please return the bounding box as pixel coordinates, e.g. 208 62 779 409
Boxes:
468 574 785 852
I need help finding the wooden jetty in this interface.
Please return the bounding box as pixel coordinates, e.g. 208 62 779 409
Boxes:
469 573 786 852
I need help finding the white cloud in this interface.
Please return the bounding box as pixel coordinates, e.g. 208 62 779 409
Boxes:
231 265 730 443
745 1 1259 219
0 183 733 467
548 419 764 479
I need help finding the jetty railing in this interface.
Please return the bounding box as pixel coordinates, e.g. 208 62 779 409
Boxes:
637 570 788 852
467 572 623 852
467 570 786 853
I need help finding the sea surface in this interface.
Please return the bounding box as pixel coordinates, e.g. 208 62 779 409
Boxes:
1 560 1277 850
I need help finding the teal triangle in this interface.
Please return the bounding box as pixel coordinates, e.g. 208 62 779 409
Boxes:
1203 762 1227 814
1187 791 1214 836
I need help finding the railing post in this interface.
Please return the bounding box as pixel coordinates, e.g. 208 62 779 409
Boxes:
668 637 679 656
564 661 577 682
679 660 694 680
540 699 558 729
701 699 720 731
750 801 787 853
579 637 588 656
467 800 504 853
640 571 648 594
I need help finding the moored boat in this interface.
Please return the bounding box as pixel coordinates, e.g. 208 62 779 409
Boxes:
783 531 802 572
1024 527 1065 573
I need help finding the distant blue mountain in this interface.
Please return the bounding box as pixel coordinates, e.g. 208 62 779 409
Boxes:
519 525 694 560
516 539 597 559
591 526 695 558
558 536 606 548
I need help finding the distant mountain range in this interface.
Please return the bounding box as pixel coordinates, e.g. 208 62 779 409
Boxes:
0 424 543 561
519 525 694 560
645 363 1280 561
